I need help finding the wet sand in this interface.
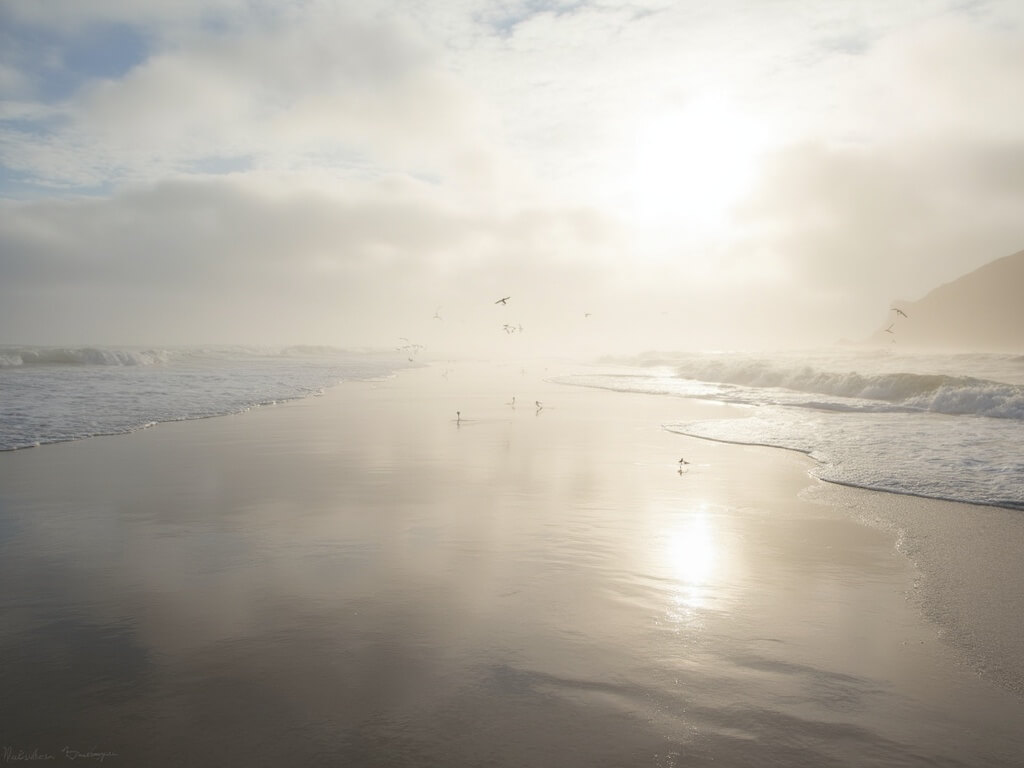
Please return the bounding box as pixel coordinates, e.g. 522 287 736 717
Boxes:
1 361 1022 767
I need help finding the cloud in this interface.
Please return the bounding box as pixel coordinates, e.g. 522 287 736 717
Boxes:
837 14 1024 144
0 170 839 353
2 4 495 191
699 10 1024 339
0 173 638 351
3 1 1024 353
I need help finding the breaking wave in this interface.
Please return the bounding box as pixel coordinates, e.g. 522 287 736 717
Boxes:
561 349 1024 511
0 346 172 367
664 356 1024 420
0 344 370 369
0 345 408 451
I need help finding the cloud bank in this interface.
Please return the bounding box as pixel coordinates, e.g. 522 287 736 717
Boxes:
2 0 1024 354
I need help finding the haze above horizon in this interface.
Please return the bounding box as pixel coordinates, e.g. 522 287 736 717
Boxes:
2 1 1024 356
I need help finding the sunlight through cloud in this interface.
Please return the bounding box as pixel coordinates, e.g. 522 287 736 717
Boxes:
625 94 762 244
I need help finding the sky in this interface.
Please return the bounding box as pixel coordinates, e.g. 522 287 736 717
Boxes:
2 0 1024 357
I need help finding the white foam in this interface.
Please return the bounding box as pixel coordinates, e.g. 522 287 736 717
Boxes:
0 346 408 451
560 350 1024 510
0 346 173 367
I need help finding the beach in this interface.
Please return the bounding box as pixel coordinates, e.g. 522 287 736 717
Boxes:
1 360 1022 767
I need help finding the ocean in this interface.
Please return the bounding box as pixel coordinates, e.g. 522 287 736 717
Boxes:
558 348 1024 511
0 345 410 452
5 344 1022 512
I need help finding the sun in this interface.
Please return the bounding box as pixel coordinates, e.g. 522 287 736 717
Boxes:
625 95 761 243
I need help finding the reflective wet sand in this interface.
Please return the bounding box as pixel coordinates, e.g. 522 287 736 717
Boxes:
1 362 1022 766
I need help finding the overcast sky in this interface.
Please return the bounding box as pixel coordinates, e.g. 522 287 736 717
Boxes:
2 0 1023 356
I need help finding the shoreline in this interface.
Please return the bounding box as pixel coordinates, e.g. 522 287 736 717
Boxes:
1 359 1021 766
666 426 1024 513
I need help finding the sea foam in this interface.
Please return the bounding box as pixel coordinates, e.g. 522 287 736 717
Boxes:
561 349 1024 510
0 346 172 367
0 346 408 451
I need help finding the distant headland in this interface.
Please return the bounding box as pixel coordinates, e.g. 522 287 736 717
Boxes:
865 248 1024 351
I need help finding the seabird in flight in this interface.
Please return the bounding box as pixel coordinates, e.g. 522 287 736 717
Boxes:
892 308 909 318
495 296 510 305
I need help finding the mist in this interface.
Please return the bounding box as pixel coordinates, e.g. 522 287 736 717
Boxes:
3 1 1024 357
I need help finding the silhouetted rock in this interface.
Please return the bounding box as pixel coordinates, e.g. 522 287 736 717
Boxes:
867 248 1024 351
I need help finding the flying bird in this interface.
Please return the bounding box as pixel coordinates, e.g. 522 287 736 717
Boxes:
398 339 424 360
884 323 895 334
495 296 510 305
892 308 909 318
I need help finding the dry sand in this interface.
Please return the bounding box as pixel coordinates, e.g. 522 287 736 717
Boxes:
1 360 1021 766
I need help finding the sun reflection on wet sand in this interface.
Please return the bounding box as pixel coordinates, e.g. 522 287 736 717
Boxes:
660 504 722 620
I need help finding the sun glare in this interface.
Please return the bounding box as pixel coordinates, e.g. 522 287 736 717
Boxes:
625 95 761 243
666 512 717 587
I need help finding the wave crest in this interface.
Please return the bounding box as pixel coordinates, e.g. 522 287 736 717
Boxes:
0 346 171 367
669 358 1024 420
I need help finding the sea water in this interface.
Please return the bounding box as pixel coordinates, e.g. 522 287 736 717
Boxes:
0 345 409 451
7 345 1021 510
558 348 1024 511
